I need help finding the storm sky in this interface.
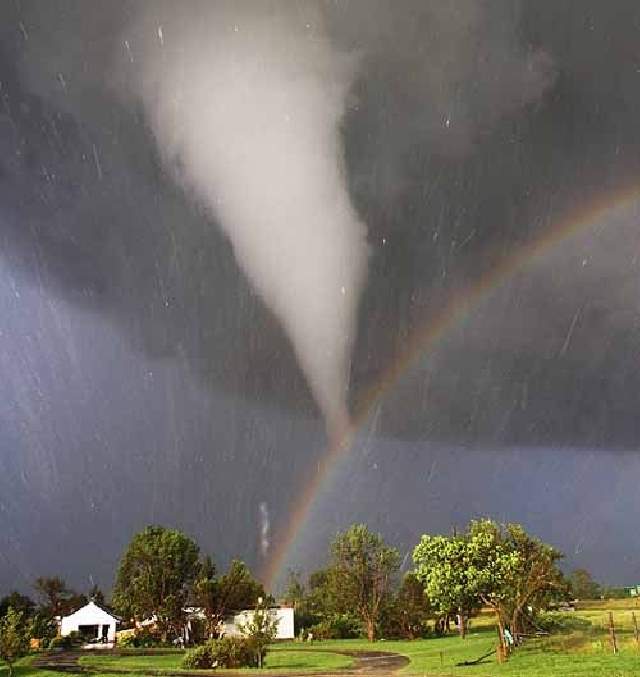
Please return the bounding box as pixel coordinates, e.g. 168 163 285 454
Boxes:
2 0 640 595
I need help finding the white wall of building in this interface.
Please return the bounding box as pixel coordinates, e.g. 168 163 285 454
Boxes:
223 607 294 640
60 602 118 642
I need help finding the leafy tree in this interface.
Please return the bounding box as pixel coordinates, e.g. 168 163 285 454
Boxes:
190 558 266 638
414 519 565 650
305 569 334 618
88 584 106 607
281 571 316 635
0 593 34 620
0 608 29 677
34 577 70 616
190 556 219 638
493 522 566 636
412 533 482 638
216 560 266 614
33 577 86 618
568 569 602 600
112 525 200 641
326 524 400 641
382 573 432 640
237 598 279 668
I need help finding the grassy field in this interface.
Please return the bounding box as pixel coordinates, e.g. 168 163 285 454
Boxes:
3 601 640 677
275 632 640 676
79 649 353 673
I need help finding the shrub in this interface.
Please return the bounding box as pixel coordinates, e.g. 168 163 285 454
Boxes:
213 636 256 669
182 643 215 669
134 628 162 649
536 612 592 633
116 632 137 648
308 614 362 640
182 637 257 670
48 636 72 650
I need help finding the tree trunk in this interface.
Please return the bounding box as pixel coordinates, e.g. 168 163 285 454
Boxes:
496 616 508 662
7 661 14 677
511 607 522 643
366 618 376 642
458 610 467 639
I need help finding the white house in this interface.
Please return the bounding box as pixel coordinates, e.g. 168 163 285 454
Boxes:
182 606 295 643
222 607 294 640
59 601 119 643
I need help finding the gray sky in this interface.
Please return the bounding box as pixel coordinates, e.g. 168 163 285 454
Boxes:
1 0 640 595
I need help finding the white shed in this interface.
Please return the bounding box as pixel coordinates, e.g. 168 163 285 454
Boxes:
222 607 294 640
60 601 119 642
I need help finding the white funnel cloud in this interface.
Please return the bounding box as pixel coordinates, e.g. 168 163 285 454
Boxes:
131 1 368 436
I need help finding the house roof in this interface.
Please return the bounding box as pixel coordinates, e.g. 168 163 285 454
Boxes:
61 601 119 623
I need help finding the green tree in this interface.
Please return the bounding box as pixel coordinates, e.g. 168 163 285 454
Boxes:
327 524 400 641
112 525 200 641
191 558 266 638
33 577 86 618
88 584 106 607
237 597 279 668
493 522 565 637
281 571 316 635
414 519 565 649
569 569 602 600
412 533 483 638
34 577 72 616
382 573 431 640
0 593 34 620
216 560 266 614
0 608 29 677
190 556 219 638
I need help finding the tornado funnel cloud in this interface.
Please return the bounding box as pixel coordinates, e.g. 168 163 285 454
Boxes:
132 2 368 436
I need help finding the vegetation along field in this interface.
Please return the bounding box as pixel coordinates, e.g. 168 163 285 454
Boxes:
3 522 640 677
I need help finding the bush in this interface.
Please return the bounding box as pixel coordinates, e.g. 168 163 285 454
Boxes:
214 637 256 669
182 643 215 669
116 632 137 648
135 627 164 647
48 631 84 650
308 614 362 640
48 636 72 650
536 612 592 633
182 637 258 670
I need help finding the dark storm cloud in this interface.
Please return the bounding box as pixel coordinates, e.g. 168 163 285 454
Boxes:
2 0 640 593
0 0 557 428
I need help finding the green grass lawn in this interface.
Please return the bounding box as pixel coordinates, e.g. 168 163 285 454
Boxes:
0 656 58 677
79 648 353 673
7 603 640 677
276 627 640 676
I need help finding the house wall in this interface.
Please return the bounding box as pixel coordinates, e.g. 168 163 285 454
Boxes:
60 603 118 641
223 608 294 640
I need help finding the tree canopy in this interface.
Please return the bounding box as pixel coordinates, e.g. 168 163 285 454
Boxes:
190 558 266 637
414 519 565 643
569 569 602 600
112 525 200 639
326 524 400 641
0 608 29 677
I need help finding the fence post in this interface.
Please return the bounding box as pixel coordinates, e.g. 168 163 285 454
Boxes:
632 612 639 648
608 612 618 654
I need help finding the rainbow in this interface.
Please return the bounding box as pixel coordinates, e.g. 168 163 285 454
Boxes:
260 185 640 589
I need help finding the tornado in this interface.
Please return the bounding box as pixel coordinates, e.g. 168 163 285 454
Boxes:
130 1 368 437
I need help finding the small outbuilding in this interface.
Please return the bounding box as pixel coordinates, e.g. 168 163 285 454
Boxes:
59 601 119 642
222 607 295 640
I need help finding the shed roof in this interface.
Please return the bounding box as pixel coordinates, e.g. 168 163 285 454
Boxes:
61 601 119 623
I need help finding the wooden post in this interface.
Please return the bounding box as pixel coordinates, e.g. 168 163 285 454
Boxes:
608 612 618 654
632 612 639 648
